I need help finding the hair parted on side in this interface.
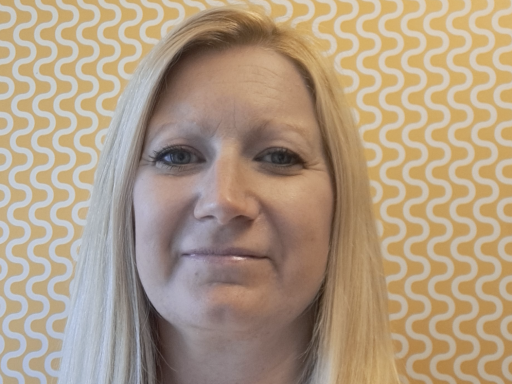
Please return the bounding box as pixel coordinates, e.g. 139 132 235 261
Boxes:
58 5 399 384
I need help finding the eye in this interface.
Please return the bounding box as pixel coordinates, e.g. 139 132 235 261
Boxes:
255 147 304 168
150 145 203 170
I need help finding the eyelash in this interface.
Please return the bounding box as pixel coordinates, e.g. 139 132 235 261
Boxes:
255 147 305 168
149 145 203 170
149 145 305 171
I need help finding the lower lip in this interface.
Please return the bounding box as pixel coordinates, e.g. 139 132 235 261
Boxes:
183 254 264 263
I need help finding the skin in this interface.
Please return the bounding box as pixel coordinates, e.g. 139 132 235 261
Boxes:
133 45 334 384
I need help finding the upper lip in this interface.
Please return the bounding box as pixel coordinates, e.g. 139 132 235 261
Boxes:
182 247 267 258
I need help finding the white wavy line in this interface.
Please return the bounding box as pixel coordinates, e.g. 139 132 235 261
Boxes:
497 197 512 228
362 143 382 171
397 2 435 382
0 172 9 373
0 211 9 244
495 131 512 257
375 2 412 354
499 275 512 306
498 238 512 275
355 0 383 171
290 0 314 28
96 0 122 118
0 3 16 67
2 179 32 374
423 0 452 240
0 3 17 142
44 3 80 375
269 0 293 23
45 0 87 372
333 0 360 94
95 128 109 153
311 0 337 56
71 200 88 228
388 292 409 322
0 112 14 140
21 1 60 380
1 0 37 380
370 179 383 205
473 142 506 367
392 332 409 359
139 0 164 44
0 145 13 174
492 2 512 239
0 70 15 102
376 16 407 264
355 0 407 303
182 0 207 11
0 343 4 383
422 1 457 382
161 0 186 37
492 4 512 79
0 217 8 269
445 2 481 382
496 149 512 186
0 2 16 34
503 353 512 382
494 134 512 179
501 310 512 380
118 0 143 79
74 0 101 196
467 4 506 383
46 219 76 378
0 74 14 102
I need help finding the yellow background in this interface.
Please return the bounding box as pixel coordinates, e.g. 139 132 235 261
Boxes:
0 0 511 382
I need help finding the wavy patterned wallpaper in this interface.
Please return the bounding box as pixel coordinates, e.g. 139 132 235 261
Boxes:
0 0 511 383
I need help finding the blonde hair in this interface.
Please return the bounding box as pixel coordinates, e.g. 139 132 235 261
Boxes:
58 6 399 384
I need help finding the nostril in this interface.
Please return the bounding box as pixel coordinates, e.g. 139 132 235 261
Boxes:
193 190 258 224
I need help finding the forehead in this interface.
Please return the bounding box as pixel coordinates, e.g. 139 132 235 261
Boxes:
146 45 320 143
165 45 308 94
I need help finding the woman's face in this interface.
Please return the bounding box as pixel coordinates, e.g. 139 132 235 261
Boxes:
133 46 333 336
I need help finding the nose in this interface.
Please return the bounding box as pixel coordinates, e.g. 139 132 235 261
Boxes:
193 153 259 225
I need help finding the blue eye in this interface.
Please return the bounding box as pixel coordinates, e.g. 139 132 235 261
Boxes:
256 147 304 167
150 145 202 169
164 150 192 164
269 150 294 165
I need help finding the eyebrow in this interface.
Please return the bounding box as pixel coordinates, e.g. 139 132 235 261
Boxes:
145 120 206 144
243 120 313 143
145 118 316 152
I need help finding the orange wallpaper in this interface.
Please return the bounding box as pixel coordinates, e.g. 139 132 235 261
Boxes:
0 0 511 383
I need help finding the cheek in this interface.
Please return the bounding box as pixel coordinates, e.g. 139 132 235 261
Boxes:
132 173 192 283
133 172 193 238
271 176 333 293
279 178 333 247
134 175 167 249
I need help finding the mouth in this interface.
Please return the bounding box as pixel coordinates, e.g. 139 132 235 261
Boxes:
182 247 267 260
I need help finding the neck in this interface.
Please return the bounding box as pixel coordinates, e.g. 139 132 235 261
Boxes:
157 313 313 384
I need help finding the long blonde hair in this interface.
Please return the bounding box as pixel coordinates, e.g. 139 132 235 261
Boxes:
58 6 398 384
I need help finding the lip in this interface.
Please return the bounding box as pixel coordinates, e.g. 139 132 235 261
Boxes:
182 247 267 259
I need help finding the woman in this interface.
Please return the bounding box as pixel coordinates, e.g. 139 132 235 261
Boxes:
59 6 399 384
